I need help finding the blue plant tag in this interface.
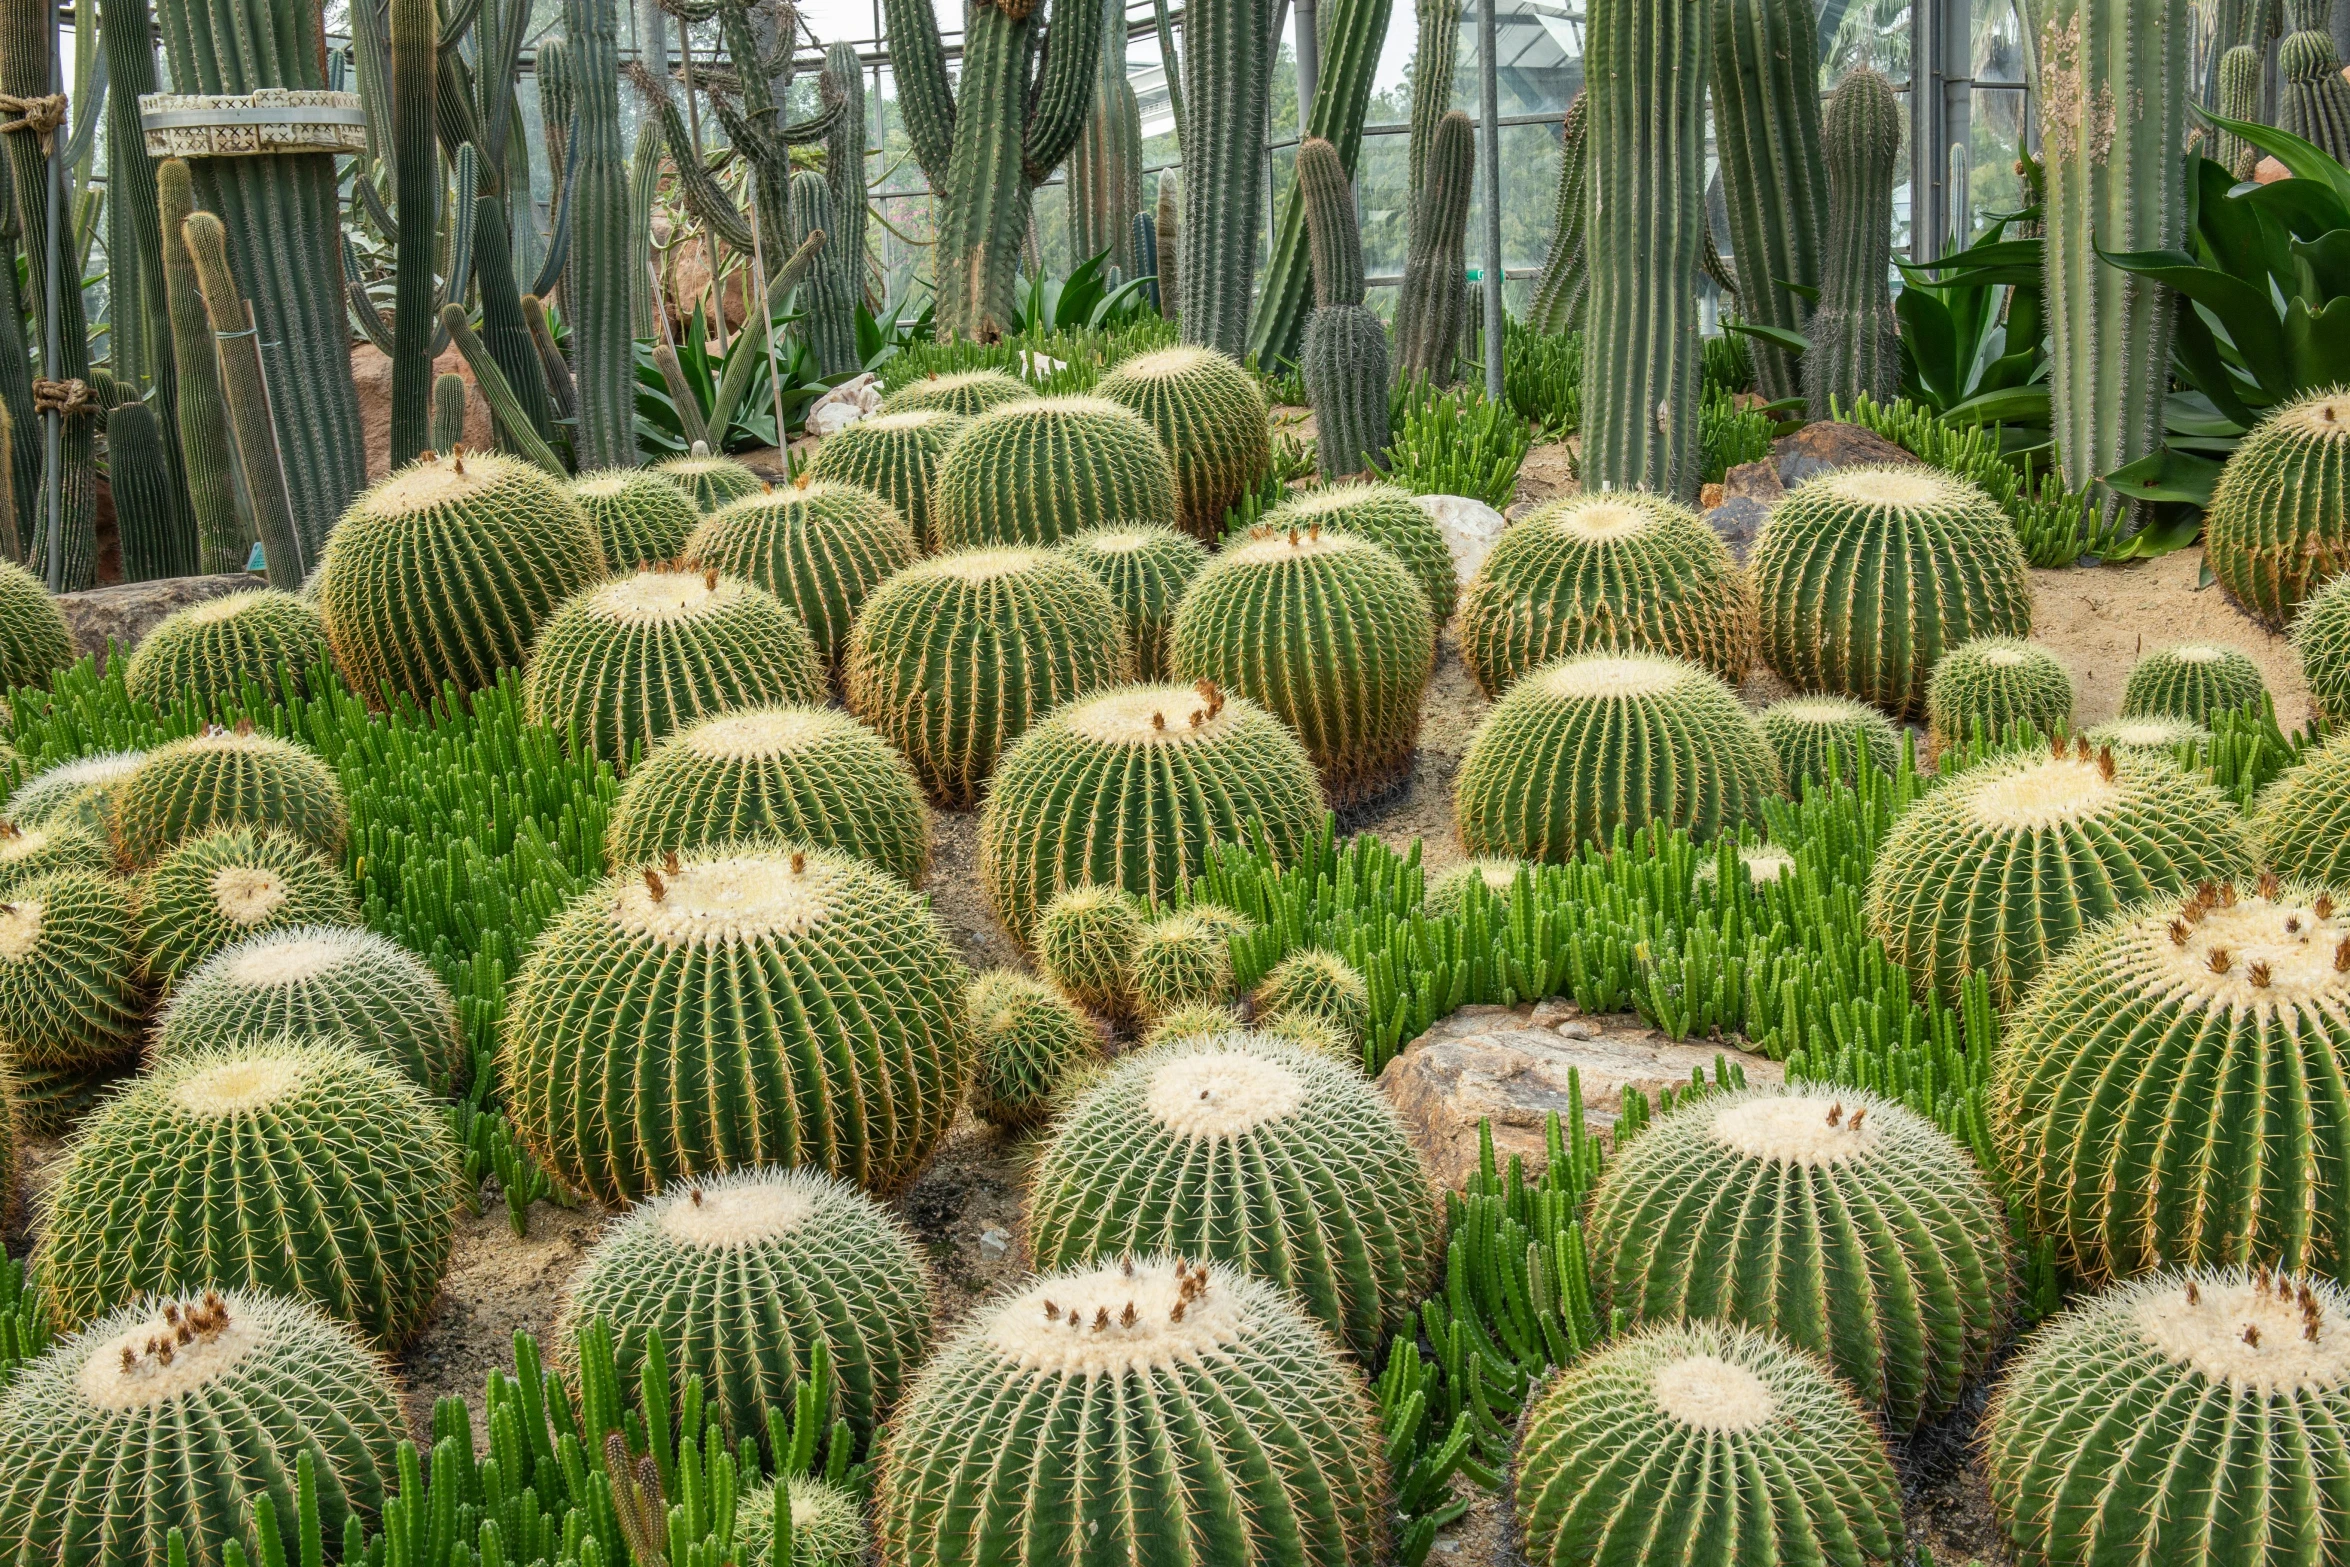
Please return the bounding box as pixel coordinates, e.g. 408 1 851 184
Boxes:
246 542 267 573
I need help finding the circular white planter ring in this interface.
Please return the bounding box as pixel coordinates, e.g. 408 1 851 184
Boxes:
138 90 366 158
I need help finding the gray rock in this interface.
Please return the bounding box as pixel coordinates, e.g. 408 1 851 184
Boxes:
1772 421 1918 489
56 573 260 666
1376 1002 1782 1187
1702 496 1771 562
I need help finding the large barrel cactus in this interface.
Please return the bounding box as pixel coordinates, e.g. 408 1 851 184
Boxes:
1096 347 1272 542
1759 696 1905 787
1056 525 1210 680
2205 390 2350 628
1924 636 2076 747
881 369 1032 420
806 409 967 553
2121 641 2268 722
0 869 148 1068
570 468 704 570
930 396 1180 549
2258 729 2350 888
109 725 347 871
682 482 918 673
2293 568 2350 729
124 590 329 711
135 825 362 988
1266 481 1458 624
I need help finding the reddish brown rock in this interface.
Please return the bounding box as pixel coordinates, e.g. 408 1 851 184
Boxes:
350 343 499 481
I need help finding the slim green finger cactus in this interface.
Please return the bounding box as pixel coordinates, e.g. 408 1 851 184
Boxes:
1393 111 1475 386
1710 0 1827 401
1805 68 1902 419
2026 0 2191 533
1176 0 1271 354
1581 0 1711 499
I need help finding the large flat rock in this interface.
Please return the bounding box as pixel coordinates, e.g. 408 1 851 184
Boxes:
1376 1002 1781 1187
56 573 260 665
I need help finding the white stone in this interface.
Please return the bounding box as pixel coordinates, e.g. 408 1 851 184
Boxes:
1412 493 1509 588
804 372 882 437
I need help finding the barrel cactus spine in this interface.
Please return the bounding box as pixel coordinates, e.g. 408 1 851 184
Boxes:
1097 347 1272 542
683 481 917 674
123 590 329 711
1710 0 1827 401
1804 67 1903 419
1924 636 2075 748
930 396 1180 550
571 467 704 570
805 408 966 553
964 969 1103 1128
136 825 362 989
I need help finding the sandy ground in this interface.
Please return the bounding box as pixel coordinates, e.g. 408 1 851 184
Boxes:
7 440 2311 1565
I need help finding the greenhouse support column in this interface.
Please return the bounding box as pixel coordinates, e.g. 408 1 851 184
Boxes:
1296 0 1320 121
1479 0 1502 401
1909 0 1971 259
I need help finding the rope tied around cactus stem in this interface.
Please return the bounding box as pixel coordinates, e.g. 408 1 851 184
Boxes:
0 93 67 152
31 378 100 417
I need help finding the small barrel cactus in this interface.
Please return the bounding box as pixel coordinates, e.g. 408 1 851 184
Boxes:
1986 1269 2350 1567
136 825 362 988
32 1035 464 1345
1253 947 1371 1059
2291 569 2350 728
1924 635 2074 748
2205 389 2350 628
1131 909 1237 1019
1459 491 1757 696
7 1053 125 1135
2121 641 2268 723
880 368 1032 420
0 816 109 896
556 1166 934 1449
806 408 967 553
877 1256 1387 1567
1057 524 1210 680
1758 695 1904 787
108 724 347 871
931 395 1180 549
1027 1032 1443 1358
0 869 148 1068
523 568 827 766
1868 738 2258 1006
1999 879 2350 1282
1034 883 1148 1016
0 1289 402 1567
965 969 1102 1128
570 467 703 569
1455 651 1784 862
683 481 918 674
1425 857 1528 916
1140 1003 1246 1050
501 845 971 1203
1753 465 2032 716
2084 714 2209 759
1171 525 1433 806
2257 729 2350 887
123 589 329 710
320 449 608 706
1095 346 1272 541
735 1476 868 1567
607 706 930 887
151 925 466 1097
1512 1320 1905 1567
0 556 75 695
1589 1086 2011 1433
845 548 1131 809
7 748 143 832
1263 481 1458 625
653 448 766 514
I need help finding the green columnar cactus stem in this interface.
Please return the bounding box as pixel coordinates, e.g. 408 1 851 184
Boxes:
1924 635 2075 746
1581 0 1711 499
1056 525 1208 678
2206 390 2350 628
931 396 1179 548
538 38 575 251
877 1257 1387 1567
561 0 633 467
571 467 701 569
1710 0 1827 401
152 925 466 1097
880 0 1105 341
0 1290 402 1567
557 1166 934 1448
1512 1321 1906 1567
136 825 361 991
2281 7 2350 158
0 0 94 589
1156 171 1180 323
966 969 1101 1126
151 0 368 554
2026 0 2190 534
807 409 966 552
1067 0 1141 275
2121 641 2267 722
1175 0 1271 354
2292 570 2350 727
684 482 918 675
1133 209 1158 308
978 682 1325 944
155 158 245 574
629 115 664 339
789 169 858 377
181 213 305 588
1305 304 1392 478
824 42 869 305
1400 0 1460 305
0 150 38 543
2255 730 2350 885
1805 68 1902 419
110 726 348 871
467 193 558 453
1096 347 1270 540
1759 696 1903 786
1028 1032 1442 1358
429 370 470 453
2217 44 2264 177
1986 1271 2350 1567
1868 742 2257 1007
33 1037 462 1344
1590 1086 2012 1433
1300 140 1366 311
388 0 439 464
1454 651 1783 861
1035 883 1147 1015
1998 884 2350 1281
1526 93 1589 336
0 869 146 1067
124 589 328 711
1248 0 1393 363
1392 111 1475 386
105 402 197 581
501 845 972 1202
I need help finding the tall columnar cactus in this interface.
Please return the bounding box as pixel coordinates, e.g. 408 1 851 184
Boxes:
877 1257 1387 1567
32 1036 464 1345
0 147 38 543
557 1166 935 1448
1709 0 1827 400
0 1290 402 1567
1027 1032 1444 1358
562 0 635 466
824 40 869 305
385 0 440 465
790 169 859 377
109 401 196 582
181 212 305 587
155 157 245 573
1175 0 1271 353
501 845 972 1203
1297 139 1393 478
1581 0 1711 498
1526 93 1590 337
1804 68 1902 419
1590 1087 2012 1433
1156 171 1180 323
881 0 1104 340
1986 1270 2350 1567
2216 44 2264 177
2281 0 2350 158
430 372 470 453
1067 0 1142 275
151 0 368 550
1392 111 1475 386
2027 0 2190 533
